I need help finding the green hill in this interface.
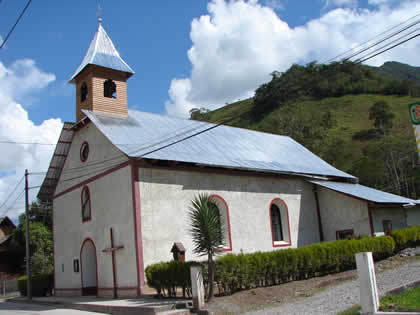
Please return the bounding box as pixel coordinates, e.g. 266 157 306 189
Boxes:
376 61 420 85
193 61 420 199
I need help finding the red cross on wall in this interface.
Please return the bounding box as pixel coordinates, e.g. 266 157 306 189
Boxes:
102 228 124 298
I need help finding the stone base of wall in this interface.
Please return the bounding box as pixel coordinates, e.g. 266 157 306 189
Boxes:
55 288 82 296
98 287 138 298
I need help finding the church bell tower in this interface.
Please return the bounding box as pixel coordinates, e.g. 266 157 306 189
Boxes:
69 19 134 122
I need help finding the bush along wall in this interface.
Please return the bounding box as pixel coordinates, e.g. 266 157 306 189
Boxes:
17 274 53 297
145 225 420 297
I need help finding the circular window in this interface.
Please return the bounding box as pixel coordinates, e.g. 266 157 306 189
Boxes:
80 141 89 162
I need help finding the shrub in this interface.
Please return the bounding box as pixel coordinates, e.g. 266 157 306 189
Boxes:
18 274 53 296
391 225 420 251
145 261 200 297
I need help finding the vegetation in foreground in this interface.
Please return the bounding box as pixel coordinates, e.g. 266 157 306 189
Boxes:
338 286 420 315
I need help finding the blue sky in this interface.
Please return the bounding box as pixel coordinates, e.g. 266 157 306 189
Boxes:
0 0 419 220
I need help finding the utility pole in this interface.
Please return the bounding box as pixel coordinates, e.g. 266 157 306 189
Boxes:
24 169 32 300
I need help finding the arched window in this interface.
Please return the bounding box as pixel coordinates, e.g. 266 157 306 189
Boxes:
81 186 91 222
209 195 232 251
269 198 291 247
80 82 88 102
104 79 116 98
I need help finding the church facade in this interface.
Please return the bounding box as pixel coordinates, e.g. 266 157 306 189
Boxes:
39 22 417 298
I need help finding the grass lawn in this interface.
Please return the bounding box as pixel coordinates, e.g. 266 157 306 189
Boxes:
338 287 420 315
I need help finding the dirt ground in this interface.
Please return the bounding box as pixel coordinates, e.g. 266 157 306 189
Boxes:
205 254 420 314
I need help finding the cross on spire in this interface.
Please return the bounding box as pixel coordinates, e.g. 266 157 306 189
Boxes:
97 3 102 24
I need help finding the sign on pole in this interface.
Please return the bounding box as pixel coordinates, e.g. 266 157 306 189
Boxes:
409 102 420 158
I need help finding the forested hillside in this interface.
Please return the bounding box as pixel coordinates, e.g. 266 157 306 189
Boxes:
191 61 420 199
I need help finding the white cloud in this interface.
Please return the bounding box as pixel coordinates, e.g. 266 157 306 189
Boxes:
0 59 62 222
165 0 420 118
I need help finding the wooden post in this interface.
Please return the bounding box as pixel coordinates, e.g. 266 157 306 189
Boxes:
190 266 205 311
356 252 379 315
102 228 124 299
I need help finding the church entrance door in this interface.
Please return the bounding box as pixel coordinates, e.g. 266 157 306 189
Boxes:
80 238 98 296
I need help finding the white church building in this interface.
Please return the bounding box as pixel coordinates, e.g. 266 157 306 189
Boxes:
38 22 418 298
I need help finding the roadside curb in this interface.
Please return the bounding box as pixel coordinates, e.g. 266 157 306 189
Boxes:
383 279 420 297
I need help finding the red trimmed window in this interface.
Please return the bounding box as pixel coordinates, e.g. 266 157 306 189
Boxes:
209 195 232 251
81 186 91 222
269 198 291 247
80 141 89 162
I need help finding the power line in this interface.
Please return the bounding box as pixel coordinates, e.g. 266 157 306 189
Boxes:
0 189 25 217
356 33 420 64
323 12 420 63
0 175 24 211
0 0 32 49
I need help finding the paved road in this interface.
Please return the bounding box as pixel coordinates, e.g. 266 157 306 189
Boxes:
247 259 420 314
0 300 106 315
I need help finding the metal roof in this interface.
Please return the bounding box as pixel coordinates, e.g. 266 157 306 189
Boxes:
69 23 134 83
37 122 74 201
310 180 416 204
84 109 356 180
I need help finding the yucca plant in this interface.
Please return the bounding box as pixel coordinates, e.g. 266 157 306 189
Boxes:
188 193 224 301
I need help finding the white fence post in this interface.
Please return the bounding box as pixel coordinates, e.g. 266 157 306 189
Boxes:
190 265 205 311
356 252 379 315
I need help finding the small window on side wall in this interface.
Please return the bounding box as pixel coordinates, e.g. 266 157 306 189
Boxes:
209 195 232 251
104 79 117 99
336 229 354 240
81 186 91 222
270 198 291 247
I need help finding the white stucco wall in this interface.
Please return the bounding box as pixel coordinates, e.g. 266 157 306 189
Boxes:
371 207 406 233
137 167 321 269
406 206 420 226
316 187 371 241
54 124 137 292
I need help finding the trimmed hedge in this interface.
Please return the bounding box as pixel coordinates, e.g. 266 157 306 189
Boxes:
214 236 395 295
145 260 201 297
391 225 420 251
18 274 53 296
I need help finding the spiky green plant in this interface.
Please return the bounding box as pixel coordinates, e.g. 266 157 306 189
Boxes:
188 193 224 301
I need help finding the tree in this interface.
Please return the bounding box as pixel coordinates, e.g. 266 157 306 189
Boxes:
189 108 210 120
12 213 53 275
188 194 224 301
368 100 395 134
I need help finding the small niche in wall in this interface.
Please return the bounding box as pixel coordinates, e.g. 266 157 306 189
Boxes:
73 259 79 273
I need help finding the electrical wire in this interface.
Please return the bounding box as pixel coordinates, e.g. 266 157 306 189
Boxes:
0 189 25 217
0 0 32 49
323 12 420 63
0 175 24 210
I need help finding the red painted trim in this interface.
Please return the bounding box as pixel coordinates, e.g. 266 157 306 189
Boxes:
80 141 89 163
367 205 374 236
336 229 354 240
131 163 144 296
52 199 56 294
81 186 92 222
312 185 324 242
53 161 130 199
209 194 232 251
80 238 99 295
269 198 292 247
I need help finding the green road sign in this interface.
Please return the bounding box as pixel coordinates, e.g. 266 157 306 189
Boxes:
409 102 420 125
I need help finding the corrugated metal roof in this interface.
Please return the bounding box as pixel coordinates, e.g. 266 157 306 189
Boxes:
37 122 74 200
69 23 134 83
310 180 416 204
84 109 356 180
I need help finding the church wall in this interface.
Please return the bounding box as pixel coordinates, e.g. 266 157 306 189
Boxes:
370 207 406 233
316 187 371 240
137 167 320 269
54 124 138 296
